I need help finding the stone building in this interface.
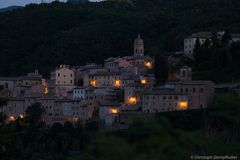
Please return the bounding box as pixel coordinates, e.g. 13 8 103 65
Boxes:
51 65 75 97
134 34 144 57
142 89 189 113
0 70 46 97
165 81 215 109
87 72 121 88
71 63 106 86
52 65 74 86
73 87 86 99
184 32 240 55
99 101 121 125
103 35 154 78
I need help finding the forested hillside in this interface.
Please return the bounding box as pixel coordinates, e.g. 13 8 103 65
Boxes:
0 0 240 76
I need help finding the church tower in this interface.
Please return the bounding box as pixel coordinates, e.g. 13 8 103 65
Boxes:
134 34 144 57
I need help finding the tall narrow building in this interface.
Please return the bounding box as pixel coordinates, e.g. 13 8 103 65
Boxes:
134 34 144 57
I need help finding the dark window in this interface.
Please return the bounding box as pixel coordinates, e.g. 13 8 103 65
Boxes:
201 88 203 92
193 88 196 92
5 83 8 88
182 70 186 77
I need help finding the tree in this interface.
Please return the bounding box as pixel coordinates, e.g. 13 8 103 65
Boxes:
203 38 211 48
0 97 7 108
211 31 219 47
230 42 240 68
221 30 232 46
67 0 89 4
63 121 74 134
25 102 45 127
154 54 168 85
51 122 63 133
0 85 7 108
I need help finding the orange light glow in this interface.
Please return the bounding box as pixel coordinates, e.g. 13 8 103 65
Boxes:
90 80 97 87
44 86 48 94
66 117 80 122
128 97 137 104
19 114 24 119
110 108 119 114
141 79 147 85
114 80 121 88
9 116 15 122
178 101 188 110
144 61 153 69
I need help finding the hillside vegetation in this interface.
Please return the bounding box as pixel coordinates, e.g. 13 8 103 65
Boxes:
0 91 240 160
0 0 240 76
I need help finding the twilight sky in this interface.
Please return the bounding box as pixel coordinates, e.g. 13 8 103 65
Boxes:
0 0 102 8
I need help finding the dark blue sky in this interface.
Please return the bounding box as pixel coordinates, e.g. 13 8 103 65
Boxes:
0 0 101 8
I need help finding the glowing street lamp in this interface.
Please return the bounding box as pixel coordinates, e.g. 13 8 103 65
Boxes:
114 80 121 88
178 101 188 110
140 79 147 85
44 86 48 94
128 97 137 104
90 80 97 87
144 61 153 69
9 116 15 122
19 114 24 119
110 108 119 114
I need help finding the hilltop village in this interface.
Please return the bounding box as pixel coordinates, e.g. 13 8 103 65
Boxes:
0 35 217 125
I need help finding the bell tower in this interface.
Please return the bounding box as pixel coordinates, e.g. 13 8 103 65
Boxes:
134 34 144 57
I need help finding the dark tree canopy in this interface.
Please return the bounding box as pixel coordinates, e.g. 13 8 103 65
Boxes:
0 0 240 76
154 54 168 85
25 102 45 126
